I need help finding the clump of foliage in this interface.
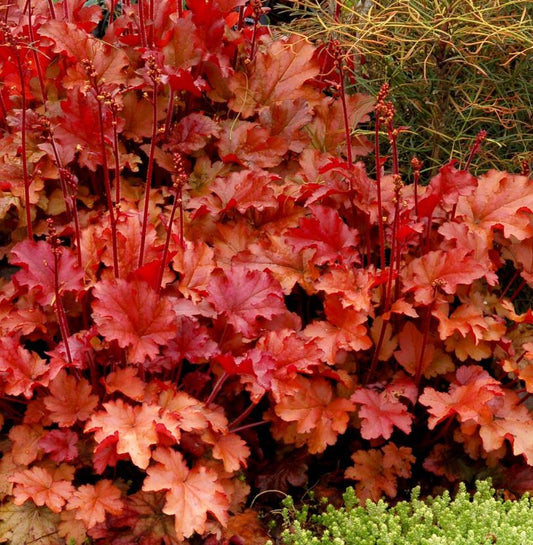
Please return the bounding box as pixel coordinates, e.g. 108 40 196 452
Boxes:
283 0 533 174
0 0 532 544
275 479 533 545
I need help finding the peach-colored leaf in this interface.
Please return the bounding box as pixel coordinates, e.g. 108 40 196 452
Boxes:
10 466 74 513
67 480 124 530
143 448 229 540
212 434 250 473
44 370 99 427
85 399 161 469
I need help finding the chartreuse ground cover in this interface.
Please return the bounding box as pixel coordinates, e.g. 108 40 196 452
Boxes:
0 1 532 544
275 480 533 545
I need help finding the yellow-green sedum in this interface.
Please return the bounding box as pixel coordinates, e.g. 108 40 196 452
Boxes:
274 480 533 545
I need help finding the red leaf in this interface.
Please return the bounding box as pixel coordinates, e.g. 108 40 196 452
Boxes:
38 429 79 463
38 20 132 88
207 264 286 338
11 240 84 306
212 433 250 472
304 295 371 364
286 205 360 266
351 387 413 440
417 162 477 218
393 322 435 378
345 443 415 502
0 336 49 399
401 249 487 304
171 113 221 154
92 278 177 363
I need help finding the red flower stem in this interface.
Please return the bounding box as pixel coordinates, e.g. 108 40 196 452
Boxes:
171 359 183 384
414 303 433 388
205 371 228 406
157 184 181 292
374 118 385 270
411 157 422 220
250 19 259 60
46 0 55 18
464 130 487 171
26 1 48 105
63 0 69 21
46 126 71 216
177 0 183 17
164 89 175 136
237 6 245 29
63 169 83 269
424 211 433 252
0 93 7 122
388 128 402 302
96 97 120 278
334 0 341 21
15 52 32 240
137 0 147 48
111 107 121 204
149 0 154 45
366 317 388 384
337 62 353 171
71 200 82 270
52 247 73 365
109 0 117 23
138 78 159 268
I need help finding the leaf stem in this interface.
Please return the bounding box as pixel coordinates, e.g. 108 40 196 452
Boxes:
228 399 260 430
205 371 228 406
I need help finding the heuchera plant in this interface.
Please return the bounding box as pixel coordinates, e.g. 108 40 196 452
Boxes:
0 1 532 544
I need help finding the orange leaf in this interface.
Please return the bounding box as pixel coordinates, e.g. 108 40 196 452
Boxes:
345 443 414 502
104 367 146 401
420 365 503 428
393 322 435 378
274 376 354 453
8 424 44 465
455 170 533 241
228 36 319 118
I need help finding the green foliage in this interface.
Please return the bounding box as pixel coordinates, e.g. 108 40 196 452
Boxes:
273 480 533 545
282 0 533 175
